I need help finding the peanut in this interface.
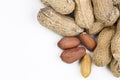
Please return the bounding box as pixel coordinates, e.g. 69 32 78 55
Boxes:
58 37 80 49
79 32 96 51
111 19 120 61
88 0 119 34
41 0 75 14
74 0 94 29
92 0 119 25
37 7 83 36
60 47 86 63
81 54 91 78
93 27 115 66
87 22 104 34
110 58 120 77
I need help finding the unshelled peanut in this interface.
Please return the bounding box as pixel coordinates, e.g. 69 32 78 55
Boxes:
88 0 119 34
74 0 94 29
111 19 120 61
93 27 115 66
41 0 75 14
37 7 83 36
110 58 120 77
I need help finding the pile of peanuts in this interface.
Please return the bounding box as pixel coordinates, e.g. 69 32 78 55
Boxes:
58 33 96 78
37 0 120 78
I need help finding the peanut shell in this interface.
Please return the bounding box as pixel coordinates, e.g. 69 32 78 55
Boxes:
74 0 94 29
41 0 75 14
111 19 120 61
37 7 83 36
110 58 120 77
93 27 115 66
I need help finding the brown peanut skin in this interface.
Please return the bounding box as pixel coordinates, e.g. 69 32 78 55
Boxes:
93 27 115 67
60 47 86 63
110 58 120 77
80 32 97 51
41 0 75 14
58 37 80 49
37 7 83 36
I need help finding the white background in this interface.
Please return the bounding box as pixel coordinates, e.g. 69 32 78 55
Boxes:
0 0 119 80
